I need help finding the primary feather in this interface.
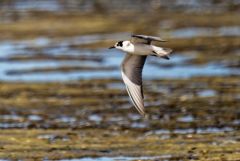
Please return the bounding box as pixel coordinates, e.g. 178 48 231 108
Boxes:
121 54 146 116
131 34 166 44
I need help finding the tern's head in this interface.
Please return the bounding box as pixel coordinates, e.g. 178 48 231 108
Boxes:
109 41 131 51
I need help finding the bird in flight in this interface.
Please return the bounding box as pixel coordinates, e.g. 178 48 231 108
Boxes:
109 34 172 116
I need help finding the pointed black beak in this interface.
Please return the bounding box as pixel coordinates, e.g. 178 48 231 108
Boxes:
109 46 115 49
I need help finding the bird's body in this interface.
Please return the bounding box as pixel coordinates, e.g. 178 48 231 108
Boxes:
118 41 152 55
109 34 172 116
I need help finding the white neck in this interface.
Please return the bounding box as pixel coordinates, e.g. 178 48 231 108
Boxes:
122 42 135 53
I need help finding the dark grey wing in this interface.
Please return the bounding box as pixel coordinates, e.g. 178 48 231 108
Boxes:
131 34 166 44
121 54 147 116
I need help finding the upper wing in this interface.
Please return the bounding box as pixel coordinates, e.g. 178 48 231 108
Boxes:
121 54 147 116
131 34 166 44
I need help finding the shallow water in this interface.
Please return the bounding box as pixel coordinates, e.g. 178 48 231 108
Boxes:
3 61 237 82
198 89 216 97
58 155 172 161
0 0 236 13
0 36 239 82
147 127 234 135
165 26 240 38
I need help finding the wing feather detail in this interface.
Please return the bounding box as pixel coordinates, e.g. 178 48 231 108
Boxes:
121 54 147 116
131 34 166 44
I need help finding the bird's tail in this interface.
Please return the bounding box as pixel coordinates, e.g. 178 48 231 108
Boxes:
152 46 173 60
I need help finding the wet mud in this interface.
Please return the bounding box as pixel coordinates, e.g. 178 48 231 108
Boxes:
0 76 239 160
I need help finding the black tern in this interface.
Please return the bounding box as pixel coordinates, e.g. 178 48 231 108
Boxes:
109 34 172 116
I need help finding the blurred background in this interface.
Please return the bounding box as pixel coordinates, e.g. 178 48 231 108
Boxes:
0 0 239 160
